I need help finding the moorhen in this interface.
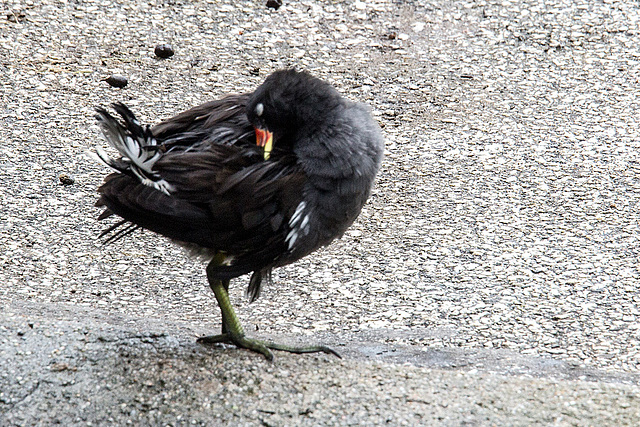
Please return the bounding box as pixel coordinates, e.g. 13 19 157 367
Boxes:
94 69 384 360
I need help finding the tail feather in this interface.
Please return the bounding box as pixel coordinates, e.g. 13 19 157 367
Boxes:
102 222 141 244
95 103 174 195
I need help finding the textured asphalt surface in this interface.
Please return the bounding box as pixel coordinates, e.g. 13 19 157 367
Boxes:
2 0 640 425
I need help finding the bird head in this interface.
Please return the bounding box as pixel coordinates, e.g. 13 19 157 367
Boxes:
246 69 342 160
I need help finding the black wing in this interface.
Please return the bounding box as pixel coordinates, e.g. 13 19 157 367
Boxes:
152 94 253 149
97 154 306 273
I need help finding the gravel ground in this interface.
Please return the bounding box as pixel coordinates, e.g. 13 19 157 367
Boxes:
2 0 640 424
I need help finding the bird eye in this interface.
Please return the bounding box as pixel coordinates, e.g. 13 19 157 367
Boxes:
255 103 264 117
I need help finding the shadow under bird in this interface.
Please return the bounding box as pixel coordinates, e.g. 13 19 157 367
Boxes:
93 69 384 360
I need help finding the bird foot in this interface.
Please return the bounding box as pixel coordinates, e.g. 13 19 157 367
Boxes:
197 334 341 360
197 333 274 361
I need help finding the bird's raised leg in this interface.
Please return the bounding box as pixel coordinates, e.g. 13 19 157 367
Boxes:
197 255 341 360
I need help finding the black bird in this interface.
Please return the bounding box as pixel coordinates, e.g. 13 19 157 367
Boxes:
94 69 384 360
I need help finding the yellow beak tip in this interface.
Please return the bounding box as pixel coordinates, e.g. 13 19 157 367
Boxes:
255 128 273 161
263 134 273 161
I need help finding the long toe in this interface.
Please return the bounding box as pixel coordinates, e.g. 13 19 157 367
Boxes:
196 333 231 344
265 342 342 358
228 335 274 361
197 333 274 361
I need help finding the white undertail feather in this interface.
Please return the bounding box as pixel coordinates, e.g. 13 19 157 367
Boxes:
96 110 175 196
290 201 307 225
286 201 311 251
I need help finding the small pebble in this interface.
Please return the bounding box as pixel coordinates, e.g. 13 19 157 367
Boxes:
266 0 282 10
154 43 174 59
7 11 26 23
104 75 128 88
59 174 75 185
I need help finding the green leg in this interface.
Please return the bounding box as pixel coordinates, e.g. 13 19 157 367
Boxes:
197 255 341 360
220 279 229 335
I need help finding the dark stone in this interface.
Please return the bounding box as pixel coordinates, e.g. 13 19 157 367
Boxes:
104 75 128 88
59 174 75 185
154 43 175 59
266 0 282 10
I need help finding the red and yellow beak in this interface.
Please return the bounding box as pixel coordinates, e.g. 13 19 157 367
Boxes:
255 128 273 160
